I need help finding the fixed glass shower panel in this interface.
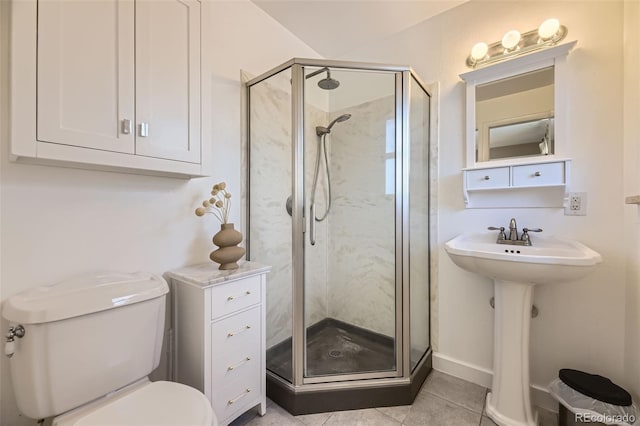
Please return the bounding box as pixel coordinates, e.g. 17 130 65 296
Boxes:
408 76 431 371
303 68 398 379
248 68 294 383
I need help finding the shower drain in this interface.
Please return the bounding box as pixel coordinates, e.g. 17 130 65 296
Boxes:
328 350 343 358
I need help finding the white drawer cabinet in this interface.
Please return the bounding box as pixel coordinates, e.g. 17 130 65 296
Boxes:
10 0 211 178
462 159 570 208
168 262 271 425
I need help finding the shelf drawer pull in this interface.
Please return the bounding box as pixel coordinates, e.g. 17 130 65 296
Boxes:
227 356 251 371
534 171 541 176
228 388 251 405
227 290 251 301
227 325 251 337
483 175 490 180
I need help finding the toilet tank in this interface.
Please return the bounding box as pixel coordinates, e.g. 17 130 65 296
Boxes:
2 272 169 420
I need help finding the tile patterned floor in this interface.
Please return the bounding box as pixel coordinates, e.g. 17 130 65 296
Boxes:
229 371 559 426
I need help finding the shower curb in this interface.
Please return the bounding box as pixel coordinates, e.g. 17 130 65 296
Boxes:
266 350 432 415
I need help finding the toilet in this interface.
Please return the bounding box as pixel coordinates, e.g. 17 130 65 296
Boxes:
3 271 218 426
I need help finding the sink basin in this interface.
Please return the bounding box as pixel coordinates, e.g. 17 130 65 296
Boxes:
445 232 601 426
445 233 602 284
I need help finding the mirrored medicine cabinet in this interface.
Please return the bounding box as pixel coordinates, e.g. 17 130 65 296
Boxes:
459 41 577 208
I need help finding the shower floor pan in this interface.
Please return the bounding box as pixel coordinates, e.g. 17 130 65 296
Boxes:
265 317 432 415
267 317 396 380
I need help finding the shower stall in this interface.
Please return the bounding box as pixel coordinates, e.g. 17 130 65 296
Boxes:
246 59 432 414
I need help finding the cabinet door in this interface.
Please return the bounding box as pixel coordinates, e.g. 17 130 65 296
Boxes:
135 0 201 164
37 0 135 153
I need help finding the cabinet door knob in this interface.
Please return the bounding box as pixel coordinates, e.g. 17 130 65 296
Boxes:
121 119 132 135
139 122 149 137
534 171 541 177
483 175 490 180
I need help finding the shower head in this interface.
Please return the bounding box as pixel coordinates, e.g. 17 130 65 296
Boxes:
306 67 340 90
327 113 351 130
318 70 340 90
316 114 351 136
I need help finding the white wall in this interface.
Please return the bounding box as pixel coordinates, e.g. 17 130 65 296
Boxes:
623 0 640 401
341 0 627 399
0 1 320 424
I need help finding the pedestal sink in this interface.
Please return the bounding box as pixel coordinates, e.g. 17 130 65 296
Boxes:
445 232 601 426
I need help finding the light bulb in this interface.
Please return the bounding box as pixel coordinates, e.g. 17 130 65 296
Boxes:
538 18 560 40
470 42 489 61
501 30 521 50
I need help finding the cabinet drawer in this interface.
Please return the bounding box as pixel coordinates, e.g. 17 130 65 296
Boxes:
211 275 261 319
211 362 261 422
512 162 565 187
466 168 510 189
212 306 261 363
212 349 260 388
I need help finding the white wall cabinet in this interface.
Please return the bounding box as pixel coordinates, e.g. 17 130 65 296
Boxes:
11 0 210 178
168 262 270 426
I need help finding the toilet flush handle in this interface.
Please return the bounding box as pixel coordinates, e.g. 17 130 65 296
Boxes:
5 325 25 358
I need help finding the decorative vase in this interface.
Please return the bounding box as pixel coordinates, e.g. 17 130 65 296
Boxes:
210 223 245 270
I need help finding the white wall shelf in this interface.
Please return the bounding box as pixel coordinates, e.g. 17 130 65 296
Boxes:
463 159 571 208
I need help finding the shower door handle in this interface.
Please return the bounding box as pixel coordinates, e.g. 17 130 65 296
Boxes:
310 204 316 246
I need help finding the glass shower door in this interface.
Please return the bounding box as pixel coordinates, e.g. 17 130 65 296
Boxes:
248 68 294 383
302 67 400 380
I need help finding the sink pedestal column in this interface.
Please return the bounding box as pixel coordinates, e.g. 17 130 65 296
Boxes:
485 280 538 426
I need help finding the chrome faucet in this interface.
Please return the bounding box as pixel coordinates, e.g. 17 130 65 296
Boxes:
508 218 518 241
488 218 542 246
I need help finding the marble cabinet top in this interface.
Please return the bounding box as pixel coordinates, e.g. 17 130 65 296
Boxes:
166 261 271 288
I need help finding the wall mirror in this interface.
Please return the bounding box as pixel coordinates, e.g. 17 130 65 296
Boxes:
476 67 554 162
460 41 576 169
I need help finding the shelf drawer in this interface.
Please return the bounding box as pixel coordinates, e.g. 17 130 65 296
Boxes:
211 275 261 319
466 167 510 189
512 162 565 187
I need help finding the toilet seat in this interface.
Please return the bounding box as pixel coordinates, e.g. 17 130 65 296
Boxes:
53 380 216 426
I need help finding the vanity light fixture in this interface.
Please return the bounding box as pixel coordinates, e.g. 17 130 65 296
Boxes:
466 18 567 68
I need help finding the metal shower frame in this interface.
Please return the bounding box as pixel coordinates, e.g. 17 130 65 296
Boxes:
245 57 433 400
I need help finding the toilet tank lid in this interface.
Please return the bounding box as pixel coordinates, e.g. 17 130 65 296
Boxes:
2 272 169 324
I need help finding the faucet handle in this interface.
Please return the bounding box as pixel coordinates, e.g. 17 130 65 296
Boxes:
522 228 543 233
520 228 542 246
488 226 507 240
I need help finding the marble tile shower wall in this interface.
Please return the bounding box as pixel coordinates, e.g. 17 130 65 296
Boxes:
249 75 293 348
327 95 396 338
250 75 329 349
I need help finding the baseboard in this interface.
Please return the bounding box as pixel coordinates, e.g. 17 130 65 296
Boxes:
432 352 558 413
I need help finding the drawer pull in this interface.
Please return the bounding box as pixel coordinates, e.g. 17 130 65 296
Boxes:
227 291 251 301
228 388 251 405
227 356 251 371
483 176 490 180
534 171 542 177
227 325 251 337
